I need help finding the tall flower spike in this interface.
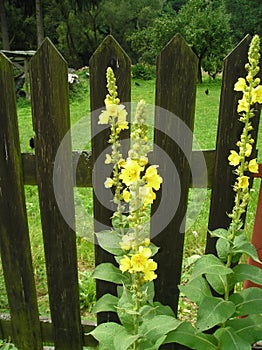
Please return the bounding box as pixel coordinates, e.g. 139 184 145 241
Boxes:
227 34 261 230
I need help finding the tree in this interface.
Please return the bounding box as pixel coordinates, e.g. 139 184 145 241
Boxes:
224 0 262 44
176 0 232 82
0 0 10 49
35 0 44 47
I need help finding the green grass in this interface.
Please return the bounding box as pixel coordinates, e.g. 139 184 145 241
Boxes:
0 70 261 328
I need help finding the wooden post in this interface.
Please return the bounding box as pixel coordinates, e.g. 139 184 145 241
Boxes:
206 35 261 254
152 33 198 318
89 35 131 323
30 39 82 349
0 53 42 349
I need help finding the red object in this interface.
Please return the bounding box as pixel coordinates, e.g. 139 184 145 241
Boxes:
244 164 262 289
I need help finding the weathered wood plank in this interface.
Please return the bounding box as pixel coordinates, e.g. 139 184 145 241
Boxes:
0 314 98 347
151 33 198 327
206 35 262 254
29 38 82 349
0 53 42 349
21 149 215 188
89 35 131 323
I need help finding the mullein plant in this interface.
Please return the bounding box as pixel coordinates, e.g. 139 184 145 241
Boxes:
90 67 181 349
90 35 262 350
163 35 262 349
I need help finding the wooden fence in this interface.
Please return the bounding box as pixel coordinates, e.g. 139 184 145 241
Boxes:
0 34 261 349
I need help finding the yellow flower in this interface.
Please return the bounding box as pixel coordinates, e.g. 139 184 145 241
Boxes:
130 253 148 272
139 185 156 206
107 104 119 117
237 98 249 113
143 166 163 190
245 143 252 157
129 247 152 272
122 188 130 202
248 158 258 173
143 259 157 282
252 85 262 104
237 176 249 189
234 78 246 92
98 110 110 124
104 177 114 188
228 150 240 166
119 256 131 272
119 159 143 186
138 246 152 258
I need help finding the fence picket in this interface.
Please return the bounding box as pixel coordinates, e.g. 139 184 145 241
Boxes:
206 35 262 254
0 53 42 349
89 35 131 323
0 34 261 350
152 33 198 324
29 39 82 349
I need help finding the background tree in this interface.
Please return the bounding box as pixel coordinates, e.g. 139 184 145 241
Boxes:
175 0 232 82
35 0 44 47
224 0 262 45
0 0 10 49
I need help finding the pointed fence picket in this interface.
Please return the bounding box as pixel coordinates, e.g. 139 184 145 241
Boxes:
0 34 260 350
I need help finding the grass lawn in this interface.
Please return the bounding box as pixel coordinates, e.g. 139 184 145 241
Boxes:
0 69 261 324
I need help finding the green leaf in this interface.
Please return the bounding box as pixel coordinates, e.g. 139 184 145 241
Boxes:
92 263 129 284
229 287 262 316
206 272 227 295
117 285 135 331
95 230 123 255
179 276 212 305
164 321 218 350
153 301 176 317
209 228 228 239
113 328 140 350
229 264 262 289
191 254 232 278
147 242 159 257
216 237 231 262
92 293 118 313
141 280 155 304
89 322 124 349
232 234 261 263
196 296 235 332
139 315 181 343
214 327 250 350
226 314 262 344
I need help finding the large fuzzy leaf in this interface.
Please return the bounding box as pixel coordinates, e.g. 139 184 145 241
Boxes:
95 230 123 255
196 296 235 332
139 315 181 343
226 314 262 344
92 262 129 284
229 287 262 316
179 276 211 305
214 327 251 350
164 322 218 350
191 254 232 278
229 264 262 289
92 293 118 313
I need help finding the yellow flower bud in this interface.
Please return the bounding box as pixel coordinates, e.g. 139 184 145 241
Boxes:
104 177 114 188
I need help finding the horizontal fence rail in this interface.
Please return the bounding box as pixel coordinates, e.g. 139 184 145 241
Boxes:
0 33 261 350
21 149 215 188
